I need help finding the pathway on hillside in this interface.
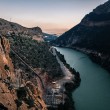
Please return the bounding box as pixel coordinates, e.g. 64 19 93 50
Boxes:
51 47 74 86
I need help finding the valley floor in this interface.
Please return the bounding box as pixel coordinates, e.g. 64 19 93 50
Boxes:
51 47 74 85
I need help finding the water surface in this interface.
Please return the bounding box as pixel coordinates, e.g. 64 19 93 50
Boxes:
55 47 110 110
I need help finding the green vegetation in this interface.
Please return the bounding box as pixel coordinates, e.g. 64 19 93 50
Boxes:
56 50 81 85
8 35 62 78
56 50 77 74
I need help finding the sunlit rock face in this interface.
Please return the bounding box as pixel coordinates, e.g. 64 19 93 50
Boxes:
0 37 17 110
0 37 47 110
0 37 15 81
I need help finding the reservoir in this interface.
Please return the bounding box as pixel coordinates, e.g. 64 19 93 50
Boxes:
55 47 110 110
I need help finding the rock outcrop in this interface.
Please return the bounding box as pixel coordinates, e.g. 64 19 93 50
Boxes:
0 36 17 110
0 36 47 110
0 18 44 42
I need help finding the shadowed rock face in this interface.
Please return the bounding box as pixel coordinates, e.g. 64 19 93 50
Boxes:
0 37 47 110
53 0 110 54
81 0 110 27
52 0 110 73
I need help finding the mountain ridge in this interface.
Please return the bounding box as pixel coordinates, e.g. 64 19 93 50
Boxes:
0 18 44 41
53 0 110 53
52 0 110 72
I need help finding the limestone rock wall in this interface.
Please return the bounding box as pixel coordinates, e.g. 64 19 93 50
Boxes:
0 36 47 110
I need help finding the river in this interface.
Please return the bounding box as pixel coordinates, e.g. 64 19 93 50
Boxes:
55 47 110 110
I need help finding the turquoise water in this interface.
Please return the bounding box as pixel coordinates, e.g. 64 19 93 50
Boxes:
55 47 110 110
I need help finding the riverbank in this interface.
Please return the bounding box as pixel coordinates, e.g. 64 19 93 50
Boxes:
54 45 110 74
50 47 81 110
71 47 110 74
54 47 110 110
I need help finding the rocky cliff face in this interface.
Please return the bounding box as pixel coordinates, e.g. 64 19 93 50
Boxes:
0 36 47 110
0 36 17 110
81 0 110 27
0 18 44 42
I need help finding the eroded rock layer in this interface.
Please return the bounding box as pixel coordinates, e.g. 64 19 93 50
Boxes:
0 36 47 110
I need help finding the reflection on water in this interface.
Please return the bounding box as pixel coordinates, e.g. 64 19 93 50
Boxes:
55 47 110 110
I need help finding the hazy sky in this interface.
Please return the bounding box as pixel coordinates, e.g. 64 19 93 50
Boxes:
0 0 108 34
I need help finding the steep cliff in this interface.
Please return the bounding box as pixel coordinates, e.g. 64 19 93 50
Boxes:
52 0 110 72
0 36 17 110
0 36 47 110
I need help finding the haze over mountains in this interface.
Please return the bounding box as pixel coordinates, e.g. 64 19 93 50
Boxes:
52 0 110 72
53 0 110 54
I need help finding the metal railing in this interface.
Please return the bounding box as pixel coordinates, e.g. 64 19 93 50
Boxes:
10 48 44 89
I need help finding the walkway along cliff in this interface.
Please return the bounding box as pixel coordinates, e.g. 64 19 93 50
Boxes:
47 47 81 110
0 35 81 110
0 36 47 110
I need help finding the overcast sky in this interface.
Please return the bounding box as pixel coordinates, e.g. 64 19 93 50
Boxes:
0 0 108 34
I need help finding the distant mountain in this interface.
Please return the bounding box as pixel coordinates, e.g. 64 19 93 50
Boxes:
0 18 44 41
53 0 110 72
43 33 57 42
53 0 110 54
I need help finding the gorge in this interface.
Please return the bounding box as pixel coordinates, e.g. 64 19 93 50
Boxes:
52 0 110 73
55 47 110 110
0 0 110 110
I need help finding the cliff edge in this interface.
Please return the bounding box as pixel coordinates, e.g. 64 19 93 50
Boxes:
0 36 47 110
